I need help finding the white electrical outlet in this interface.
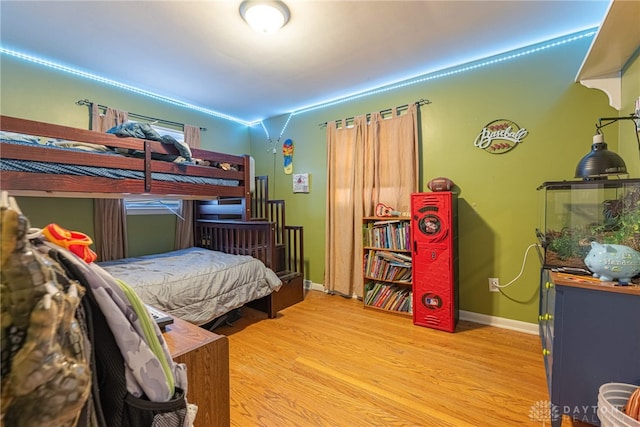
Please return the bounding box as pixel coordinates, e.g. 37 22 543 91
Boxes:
488 277 500 292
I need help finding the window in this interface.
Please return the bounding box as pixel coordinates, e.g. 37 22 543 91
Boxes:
149 123 184 144
124 198 182 216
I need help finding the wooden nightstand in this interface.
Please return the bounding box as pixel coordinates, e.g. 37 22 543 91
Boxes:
163 315 230 427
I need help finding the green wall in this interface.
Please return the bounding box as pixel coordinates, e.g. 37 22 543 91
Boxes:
1 33 627 324
249 35 622 324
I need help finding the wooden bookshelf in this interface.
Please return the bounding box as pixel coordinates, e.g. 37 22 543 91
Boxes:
362 216 412 316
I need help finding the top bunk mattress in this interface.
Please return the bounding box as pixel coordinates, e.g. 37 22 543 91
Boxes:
98 247 282 325
0 132 240 187
0 116 252 199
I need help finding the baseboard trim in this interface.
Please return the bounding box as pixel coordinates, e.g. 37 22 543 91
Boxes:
305 282 538 335
304 280 326 292
459 310 538 335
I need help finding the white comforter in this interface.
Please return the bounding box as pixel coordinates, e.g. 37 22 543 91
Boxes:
98 247 282 325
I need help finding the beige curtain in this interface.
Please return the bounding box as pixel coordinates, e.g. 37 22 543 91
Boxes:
325 104 418 297
184 124 201 149
174 125 201 250
94 200 129 261
174 200 194 250
92 105 129 261
91 104 128 134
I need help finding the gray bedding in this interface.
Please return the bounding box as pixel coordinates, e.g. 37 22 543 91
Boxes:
0 131 240 186
98 247 282 325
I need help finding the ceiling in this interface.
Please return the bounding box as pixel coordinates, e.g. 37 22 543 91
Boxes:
0 1 612 124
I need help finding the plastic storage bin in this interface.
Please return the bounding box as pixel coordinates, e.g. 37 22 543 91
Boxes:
598 382 640 427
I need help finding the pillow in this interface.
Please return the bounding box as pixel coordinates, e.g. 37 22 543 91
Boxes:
160 135 192 162
0 130 41 144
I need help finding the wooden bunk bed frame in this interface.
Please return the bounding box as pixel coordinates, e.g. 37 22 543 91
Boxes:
1 114 304 313
0 115 304 319
0 115 252 206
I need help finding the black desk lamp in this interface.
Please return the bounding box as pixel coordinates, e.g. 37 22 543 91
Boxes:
575 114 639 180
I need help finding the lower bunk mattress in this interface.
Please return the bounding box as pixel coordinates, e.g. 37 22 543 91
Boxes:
98 247 282 325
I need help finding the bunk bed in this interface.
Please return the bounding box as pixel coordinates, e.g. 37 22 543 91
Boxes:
0 115 303 321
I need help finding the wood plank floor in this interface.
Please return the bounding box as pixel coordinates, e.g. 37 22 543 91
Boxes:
216 290 586 427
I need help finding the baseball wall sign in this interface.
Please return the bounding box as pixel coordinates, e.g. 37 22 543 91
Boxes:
474 119 528 154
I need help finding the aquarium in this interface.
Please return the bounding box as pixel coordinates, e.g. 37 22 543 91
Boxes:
537 178 640 284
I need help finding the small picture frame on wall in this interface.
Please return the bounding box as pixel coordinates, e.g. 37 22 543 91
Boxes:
293 173 309 193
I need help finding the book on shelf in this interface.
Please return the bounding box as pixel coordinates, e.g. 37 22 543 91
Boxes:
388 289 407 311
366 282 386 306
382 292 398 310
365 282 384 305
363 220 411 251
375 251 411 265
372 284 392 307
399 294 412 312
391 252 412 262
364 249 412 282
373 219 401 225
364 282 412 313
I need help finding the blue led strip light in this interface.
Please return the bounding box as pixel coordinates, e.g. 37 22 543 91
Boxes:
2 28 596 128
258 112 293 141
290 28 598 116
0 47 250 126
278 113 293 140
260 121 271 140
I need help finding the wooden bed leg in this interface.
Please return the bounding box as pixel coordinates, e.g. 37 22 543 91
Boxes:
268 303 278 319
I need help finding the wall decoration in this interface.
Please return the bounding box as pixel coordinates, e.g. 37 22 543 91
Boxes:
473 119 528 154
293 173 309 193
283 138 294 174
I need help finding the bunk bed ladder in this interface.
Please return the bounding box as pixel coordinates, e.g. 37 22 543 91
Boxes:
247 175 305 317
196 174 305 318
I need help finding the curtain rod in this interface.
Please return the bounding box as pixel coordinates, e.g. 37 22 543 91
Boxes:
76 99 207 131
318 98 431 127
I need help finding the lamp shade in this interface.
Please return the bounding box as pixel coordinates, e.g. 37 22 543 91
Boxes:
575 133 627 179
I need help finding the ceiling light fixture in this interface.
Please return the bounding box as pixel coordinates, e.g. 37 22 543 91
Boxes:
240 0 290 34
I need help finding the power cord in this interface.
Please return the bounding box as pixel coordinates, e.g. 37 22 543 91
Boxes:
495 243 542 289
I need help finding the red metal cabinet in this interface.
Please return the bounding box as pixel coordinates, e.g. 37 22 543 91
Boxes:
411 192 458 332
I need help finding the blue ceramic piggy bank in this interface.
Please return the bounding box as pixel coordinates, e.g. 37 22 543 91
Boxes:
584 242 640 284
